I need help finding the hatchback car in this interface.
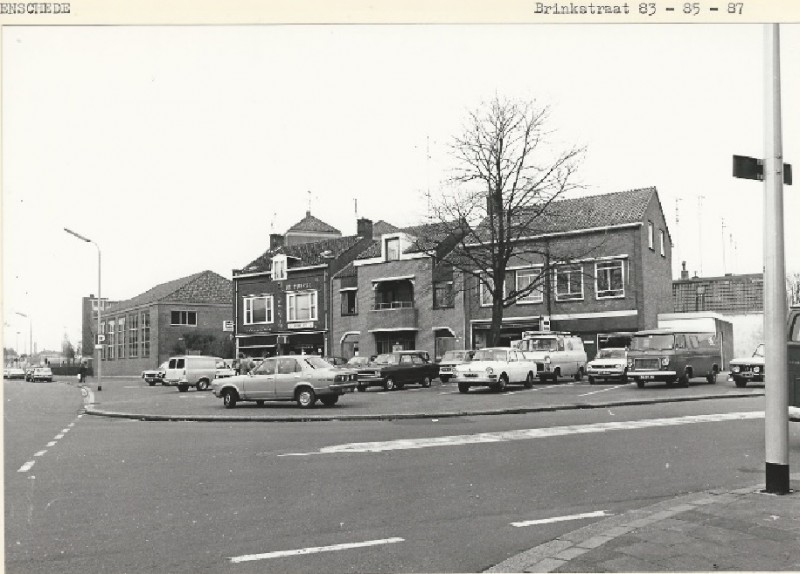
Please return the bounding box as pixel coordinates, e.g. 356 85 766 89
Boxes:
31 367 53 382
586 348 628 384
437 350 474 383
729 344 765 388
212 355 358 408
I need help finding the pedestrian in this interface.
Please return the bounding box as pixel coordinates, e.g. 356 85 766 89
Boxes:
78 362 86 384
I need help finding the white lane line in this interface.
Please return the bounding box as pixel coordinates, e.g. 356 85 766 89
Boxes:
512 510 612 527
61 428 70 433
33 450 47 457
54 434 65 440
46 441 57 447
278 411 764 456
18 461 35 473
578 383 630 397
229 537 405 563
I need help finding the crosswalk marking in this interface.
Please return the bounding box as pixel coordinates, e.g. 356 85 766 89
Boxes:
279 411 764 456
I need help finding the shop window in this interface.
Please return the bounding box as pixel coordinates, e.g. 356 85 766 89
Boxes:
595 260 625 299
244 296 274 324
171 310 197 326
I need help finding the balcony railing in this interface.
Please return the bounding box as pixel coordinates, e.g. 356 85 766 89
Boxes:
372 300 414 310
367 303 418 331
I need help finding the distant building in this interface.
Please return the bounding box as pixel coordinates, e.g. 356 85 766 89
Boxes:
95 270 233 376
81 295 118 358
284 210 342 246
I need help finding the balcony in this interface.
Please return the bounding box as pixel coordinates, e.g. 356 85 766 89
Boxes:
368 301 418 331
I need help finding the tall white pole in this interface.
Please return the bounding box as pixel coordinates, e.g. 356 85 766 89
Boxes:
96 243 102 392
763 23 789 494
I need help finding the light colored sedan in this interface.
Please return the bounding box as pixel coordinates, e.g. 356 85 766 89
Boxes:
212 355 358 408
586 348 628 384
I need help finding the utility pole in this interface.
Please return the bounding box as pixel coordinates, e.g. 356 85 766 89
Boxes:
762 23 789 494
721 218 726 274
697 195 705 276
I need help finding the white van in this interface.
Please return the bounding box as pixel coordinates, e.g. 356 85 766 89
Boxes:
164 355 219 392
517 332 588 382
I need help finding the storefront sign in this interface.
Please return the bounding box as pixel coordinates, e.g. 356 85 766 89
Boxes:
288 322 315 329
222 320 234 332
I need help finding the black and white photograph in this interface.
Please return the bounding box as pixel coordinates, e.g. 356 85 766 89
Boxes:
3 3 800 572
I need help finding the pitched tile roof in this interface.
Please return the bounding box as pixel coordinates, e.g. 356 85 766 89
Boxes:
286 211 341 235
373 220 400 236
106 270 233 313
239 234 365 274
356 221 459 260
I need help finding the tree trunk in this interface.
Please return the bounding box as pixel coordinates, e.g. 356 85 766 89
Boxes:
488 292 504 347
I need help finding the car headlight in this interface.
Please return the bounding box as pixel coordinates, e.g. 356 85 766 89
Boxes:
485 367 494 375
627 359 634 368
661 357 670 366
753 367 761 373
732 366 740 373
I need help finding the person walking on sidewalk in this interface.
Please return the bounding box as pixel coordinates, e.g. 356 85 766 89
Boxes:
78 362 87 384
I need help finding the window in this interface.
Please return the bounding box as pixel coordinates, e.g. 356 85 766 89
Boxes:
341 290 357 316
385 237 400 261
660 229 666 257
277 358 300 374
648 221 654 250
117 317 125 359
433 281 454 309
128 314 139 358
107 320 115 360
140 311 150 358
516 267 544 304
479 276 494 307
555 264 584 301
244 296 274 324
272 255 287 281
287 291 318 322
595 260 625 299
171 310 197 326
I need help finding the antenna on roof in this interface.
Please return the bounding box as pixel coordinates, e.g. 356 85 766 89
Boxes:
270 211 277 232
697 195 705 276
354 198 358 219
307 190 312 215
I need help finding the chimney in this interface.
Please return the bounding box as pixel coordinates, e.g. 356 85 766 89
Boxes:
680 261 689 280
270 233 284 250
357 217 373 239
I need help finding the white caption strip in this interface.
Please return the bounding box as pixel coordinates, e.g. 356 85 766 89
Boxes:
230 537 404 563
279 411 764 456
511 510 612 527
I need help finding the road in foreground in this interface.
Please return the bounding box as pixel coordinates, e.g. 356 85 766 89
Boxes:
5 381 798 574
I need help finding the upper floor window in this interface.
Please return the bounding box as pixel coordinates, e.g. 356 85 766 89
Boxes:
288 291 318 322
128 313 139 358
648 221 655 250
595 260 625 299
660 229 666 257
385 238 401 261
555 264 584 301
341 290 358 316
140 311 150 358
244 296 274 324
171 310 197 326
107 319 116 360
272 255 287 281
433 281 454 309
479 276 494 307
516 267 544 304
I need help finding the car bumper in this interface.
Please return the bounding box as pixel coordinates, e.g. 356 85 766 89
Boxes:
452 374 498 385
587 368 626 377
327 382 357 393
731 371 764 381
628 370 676 381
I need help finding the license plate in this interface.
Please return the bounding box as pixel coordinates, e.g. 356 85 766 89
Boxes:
639 375 654 380
601 371 612 375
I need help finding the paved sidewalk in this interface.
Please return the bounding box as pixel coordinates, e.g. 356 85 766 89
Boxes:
487 476 800 573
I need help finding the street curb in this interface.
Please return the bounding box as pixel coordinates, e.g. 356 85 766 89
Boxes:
484 474 800 573
80 391 772 423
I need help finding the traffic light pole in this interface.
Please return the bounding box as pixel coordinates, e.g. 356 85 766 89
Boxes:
763 23 789 495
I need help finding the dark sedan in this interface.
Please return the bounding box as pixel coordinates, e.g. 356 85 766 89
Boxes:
356 351 439 391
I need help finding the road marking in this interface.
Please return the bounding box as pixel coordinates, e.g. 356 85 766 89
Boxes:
511 510 612 527
18 461 35 473
229 537 405 563
54 434 64 440
46 441 57 447
578 383 631 397
61 428 70 433
33 450 47 457
279 411 764 456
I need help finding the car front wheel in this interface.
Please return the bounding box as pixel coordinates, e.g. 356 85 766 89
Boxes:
458 382 469 393
524 372 534 389
197 379 209 391
420 376 431 388
384 378 397 391
222 389 238 408
296 387 316 408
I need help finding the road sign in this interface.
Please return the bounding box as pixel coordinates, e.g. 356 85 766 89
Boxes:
94 344 104 350
733 154 792 185
97 334 105 343
222 320 234 332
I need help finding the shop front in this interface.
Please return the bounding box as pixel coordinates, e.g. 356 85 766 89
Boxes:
471 316 545 349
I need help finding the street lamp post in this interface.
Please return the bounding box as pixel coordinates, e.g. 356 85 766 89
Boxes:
14 311 32 361
64 227 102 392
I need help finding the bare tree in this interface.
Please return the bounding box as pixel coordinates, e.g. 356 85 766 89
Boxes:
419 95 594 346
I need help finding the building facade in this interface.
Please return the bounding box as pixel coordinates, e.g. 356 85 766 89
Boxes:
96 270 233 376
465 187 673 360
80 295 117 359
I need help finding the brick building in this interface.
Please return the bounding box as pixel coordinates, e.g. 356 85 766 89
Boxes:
95 270 233 376
233 216 380 358
464 187 673 360
332 222 467 361
81 295 117 358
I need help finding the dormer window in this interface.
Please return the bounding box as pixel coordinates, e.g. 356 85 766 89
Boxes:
272 255 287 281
385 238 400 261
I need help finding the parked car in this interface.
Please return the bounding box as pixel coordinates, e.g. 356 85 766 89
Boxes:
345 356 371 368
163 355 219 392
212 355 358 408
586 348 628 384
141 361 169 386
4 367 26 380
452 347 536 393
437 350 474 383
517 332 587 382
729 344 765 388
215 359 236 379
627 329 723 388
323 356 348 367
31 367 53 382
355 351 439 391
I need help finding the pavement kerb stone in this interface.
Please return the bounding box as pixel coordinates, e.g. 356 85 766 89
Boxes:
78 390 779 423
484 476 800 574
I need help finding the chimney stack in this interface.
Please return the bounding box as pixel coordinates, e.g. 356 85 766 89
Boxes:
270 233 285 250
680 261 689 280
357 217 373 239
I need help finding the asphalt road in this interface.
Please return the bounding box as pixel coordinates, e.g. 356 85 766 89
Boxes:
5 379 798 574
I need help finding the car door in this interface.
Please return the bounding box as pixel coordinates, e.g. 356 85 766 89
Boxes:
399 354 415 383
274 357 302 400
243 358 277 400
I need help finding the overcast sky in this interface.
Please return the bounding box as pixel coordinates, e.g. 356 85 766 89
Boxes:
3 23 799 352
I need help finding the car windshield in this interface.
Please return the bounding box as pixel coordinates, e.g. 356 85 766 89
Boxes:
472 349 508 362
442 351 470 362
753 344 765 358
373 354 400 365
303 356 332 369
631 334 675 351
524 338 558 351
347 356 367 365
597 349 626 359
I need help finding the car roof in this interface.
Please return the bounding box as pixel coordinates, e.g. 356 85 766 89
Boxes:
633 329 714 336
